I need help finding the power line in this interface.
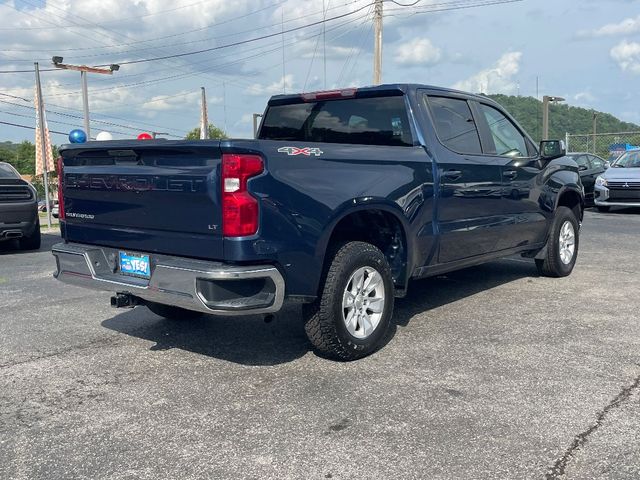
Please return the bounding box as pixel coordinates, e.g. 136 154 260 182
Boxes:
0 99 185 137
94 2 377 67
0 119 68 136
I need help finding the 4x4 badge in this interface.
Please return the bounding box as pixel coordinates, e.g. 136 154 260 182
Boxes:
277 146 323 157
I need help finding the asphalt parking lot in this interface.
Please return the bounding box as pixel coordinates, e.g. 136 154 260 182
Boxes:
1 209 639 480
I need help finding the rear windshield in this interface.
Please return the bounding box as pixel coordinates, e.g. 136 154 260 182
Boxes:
259 96 414 147
0 163 18 179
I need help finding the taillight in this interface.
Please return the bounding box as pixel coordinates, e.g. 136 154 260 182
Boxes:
56 156 65 220
221 153 263 236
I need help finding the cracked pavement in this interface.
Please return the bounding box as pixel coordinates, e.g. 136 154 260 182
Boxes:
1 209 639 479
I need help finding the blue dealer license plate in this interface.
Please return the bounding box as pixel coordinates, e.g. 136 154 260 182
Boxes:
119 251 151 278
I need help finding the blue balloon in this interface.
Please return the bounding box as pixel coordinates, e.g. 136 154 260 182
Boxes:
69 129 87 143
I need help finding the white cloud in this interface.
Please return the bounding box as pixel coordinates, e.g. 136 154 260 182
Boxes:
453 52 522 94
580 15 640 37
245 74 295 96
140 91 222 112
611 40 640 74
574 90 596 103
395 38 442 66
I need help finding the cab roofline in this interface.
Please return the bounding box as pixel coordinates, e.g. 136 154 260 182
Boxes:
266 83 493 106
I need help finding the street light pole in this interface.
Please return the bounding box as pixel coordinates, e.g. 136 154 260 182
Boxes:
542 95 565 140
51 57 119 140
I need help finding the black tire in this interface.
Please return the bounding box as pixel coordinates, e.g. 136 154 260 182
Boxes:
596 206 610 213
145 301 203 320
535 206 579 277
303 241 394 361
19 218 41 251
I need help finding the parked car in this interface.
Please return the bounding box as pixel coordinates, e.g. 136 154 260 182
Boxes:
52 202 59 218
51 84 584 360
38 199 57 212
566 153 607 206
0 162 41 250
594 148 640 212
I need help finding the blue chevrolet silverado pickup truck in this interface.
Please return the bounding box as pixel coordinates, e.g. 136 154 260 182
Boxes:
52 84 583 360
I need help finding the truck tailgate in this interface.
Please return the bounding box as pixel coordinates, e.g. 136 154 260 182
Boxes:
60 141 224 260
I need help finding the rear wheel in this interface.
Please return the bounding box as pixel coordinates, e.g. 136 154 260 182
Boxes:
535 206 579 277
145 301 203 320
19 218 41 251
596 206 610 213
303 241 394 361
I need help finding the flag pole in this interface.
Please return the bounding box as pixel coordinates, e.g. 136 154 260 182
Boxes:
35 62 52 228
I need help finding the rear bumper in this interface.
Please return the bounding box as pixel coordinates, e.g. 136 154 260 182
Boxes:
0 201 38 240
52 242 285 315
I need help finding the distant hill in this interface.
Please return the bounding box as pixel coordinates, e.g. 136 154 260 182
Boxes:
486 94 639 143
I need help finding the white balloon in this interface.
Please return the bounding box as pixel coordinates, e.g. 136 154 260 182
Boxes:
96 131 113 141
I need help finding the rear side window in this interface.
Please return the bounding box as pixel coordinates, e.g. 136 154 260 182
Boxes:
0 163 19 179
260 96 414 146
427 96 482 154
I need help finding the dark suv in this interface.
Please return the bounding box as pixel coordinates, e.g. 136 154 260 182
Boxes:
0 162 41 250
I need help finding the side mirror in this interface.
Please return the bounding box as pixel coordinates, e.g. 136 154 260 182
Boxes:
578 165 588 171
539 140 566 160
604 161 610 169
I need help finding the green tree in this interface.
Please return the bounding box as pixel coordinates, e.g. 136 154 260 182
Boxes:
185 123 227 140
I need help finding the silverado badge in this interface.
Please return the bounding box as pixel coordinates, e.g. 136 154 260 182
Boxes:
277 146 324 157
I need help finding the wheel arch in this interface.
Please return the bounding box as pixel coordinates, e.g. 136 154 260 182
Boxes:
316 201 414 295
556 186 584 222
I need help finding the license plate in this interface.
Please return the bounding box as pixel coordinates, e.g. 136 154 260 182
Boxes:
119 251 151 278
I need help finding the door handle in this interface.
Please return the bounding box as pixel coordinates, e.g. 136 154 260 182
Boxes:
442 169 462 180
503 170 518 179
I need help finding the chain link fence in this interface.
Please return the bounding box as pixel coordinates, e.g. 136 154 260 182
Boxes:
566 132 640 162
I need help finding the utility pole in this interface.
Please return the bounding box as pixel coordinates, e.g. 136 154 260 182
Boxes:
51 57 119 140
373 0 383 85
542 95 565 140
34 62 52 228
200 86 209 140
592 111 599 154
252 113 263 139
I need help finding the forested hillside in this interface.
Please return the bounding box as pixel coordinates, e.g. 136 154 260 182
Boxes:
487 94 639 143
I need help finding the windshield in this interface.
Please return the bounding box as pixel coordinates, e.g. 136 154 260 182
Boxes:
0 163 19 179
611 150 640 168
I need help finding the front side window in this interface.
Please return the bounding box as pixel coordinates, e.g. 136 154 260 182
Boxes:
571 154 590 170
589 155 605 169
260 96 414 147
427 96 482 154
479 104 528 157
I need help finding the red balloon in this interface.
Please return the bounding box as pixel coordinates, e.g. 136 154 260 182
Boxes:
137 132 153 140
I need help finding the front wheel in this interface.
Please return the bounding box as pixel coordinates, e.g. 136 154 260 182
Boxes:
536 206 579 277
303 241 394 361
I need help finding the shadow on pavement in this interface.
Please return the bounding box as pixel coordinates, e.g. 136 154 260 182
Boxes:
101 257 536 366
393 258 536 328
0 232 60 256
102 303 311 366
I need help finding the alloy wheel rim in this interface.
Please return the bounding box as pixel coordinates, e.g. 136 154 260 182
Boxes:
342 266 385 339
559 221 575 265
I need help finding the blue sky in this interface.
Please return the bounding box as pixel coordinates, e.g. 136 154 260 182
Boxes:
0 0 639 143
